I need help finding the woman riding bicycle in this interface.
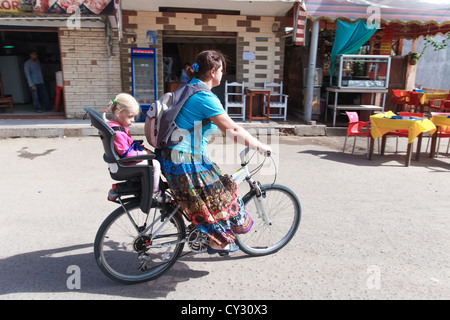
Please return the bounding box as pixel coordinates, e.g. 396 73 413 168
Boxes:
154 50 272 255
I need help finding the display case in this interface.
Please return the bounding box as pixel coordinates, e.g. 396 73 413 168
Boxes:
131 48 157 121
330 54 391 89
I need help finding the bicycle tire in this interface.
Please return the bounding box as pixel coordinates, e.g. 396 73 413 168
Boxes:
235 184 301 256
94 201 185 284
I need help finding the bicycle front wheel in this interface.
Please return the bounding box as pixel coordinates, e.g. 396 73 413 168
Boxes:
94 201 185 284
235 184 301 256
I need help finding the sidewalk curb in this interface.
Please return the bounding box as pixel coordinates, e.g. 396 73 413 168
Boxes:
0 120 347 138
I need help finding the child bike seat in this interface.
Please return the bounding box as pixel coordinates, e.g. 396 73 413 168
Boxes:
84 107 156 213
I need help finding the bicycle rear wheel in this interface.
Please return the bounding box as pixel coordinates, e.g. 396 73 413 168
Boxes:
235 184 301 256
94 201 185 284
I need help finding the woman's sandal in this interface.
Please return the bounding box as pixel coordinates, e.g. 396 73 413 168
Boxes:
207 243 239 256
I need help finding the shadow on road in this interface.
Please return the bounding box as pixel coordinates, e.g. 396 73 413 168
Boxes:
0 244 212 299
299 149 450 171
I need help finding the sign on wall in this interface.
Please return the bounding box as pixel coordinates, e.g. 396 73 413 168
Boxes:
0 0 114 14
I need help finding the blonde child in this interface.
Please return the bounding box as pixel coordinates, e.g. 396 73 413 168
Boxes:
103 93 162 198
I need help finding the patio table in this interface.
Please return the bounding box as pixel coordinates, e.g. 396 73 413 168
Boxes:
246 88 271 123
429 114 450 158
369 111 436 166
416 92 450 105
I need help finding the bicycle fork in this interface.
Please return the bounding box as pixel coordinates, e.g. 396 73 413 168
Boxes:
232 164 273 226
249 180 273 226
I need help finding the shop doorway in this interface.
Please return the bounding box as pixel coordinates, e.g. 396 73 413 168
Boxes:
0 28 62 118
162 31 237 106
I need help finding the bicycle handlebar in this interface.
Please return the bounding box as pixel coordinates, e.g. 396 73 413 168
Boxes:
239 146 271 164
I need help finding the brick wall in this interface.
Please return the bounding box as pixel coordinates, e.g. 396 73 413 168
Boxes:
122 10 285 97
59 27 121 119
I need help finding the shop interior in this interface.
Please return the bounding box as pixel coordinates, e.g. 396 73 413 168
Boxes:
162 31 237 106
0 28 62 118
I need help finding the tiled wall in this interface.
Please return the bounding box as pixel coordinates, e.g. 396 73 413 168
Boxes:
59 27 121 118
122 10 285 97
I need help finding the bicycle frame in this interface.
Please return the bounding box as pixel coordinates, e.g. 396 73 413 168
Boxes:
115 147 272 250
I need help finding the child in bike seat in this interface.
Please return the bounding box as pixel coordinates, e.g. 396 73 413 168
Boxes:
103 93 164 201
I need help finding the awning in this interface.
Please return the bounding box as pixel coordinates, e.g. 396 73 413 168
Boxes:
303 0 450 38
304 0 450 24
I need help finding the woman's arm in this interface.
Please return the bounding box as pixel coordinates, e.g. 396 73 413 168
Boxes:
210 113 272 155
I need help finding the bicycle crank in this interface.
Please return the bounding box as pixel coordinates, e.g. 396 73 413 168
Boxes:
187 225 210 252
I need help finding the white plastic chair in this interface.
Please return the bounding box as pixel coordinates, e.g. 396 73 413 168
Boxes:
263 81 288 121
225 81 246 121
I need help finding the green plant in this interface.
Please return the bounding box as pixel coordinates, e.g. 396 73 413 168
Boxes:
408 52 421 64
408 33 450 64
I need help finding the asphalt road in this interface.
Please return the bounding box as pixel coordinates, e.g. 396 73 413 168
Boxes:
0 134 449 300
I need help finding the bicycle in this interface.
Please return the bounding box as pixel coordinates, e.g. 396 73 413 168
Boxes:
85 108 301 284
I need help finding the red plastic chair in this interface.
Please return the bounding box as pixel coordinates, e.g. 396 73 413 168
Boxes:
435 129 450 156
343 111 372 158
408 91 422 112
443 100 450 112
391 89 410 112
386 112 425 153
428 99 444 112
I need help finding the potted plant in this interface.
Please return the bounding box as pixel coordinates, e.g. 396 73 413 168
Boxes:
408 52 421 65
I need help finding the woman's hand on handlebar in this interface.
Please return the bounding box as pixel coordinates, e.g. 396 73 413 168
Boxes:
257 143 272 157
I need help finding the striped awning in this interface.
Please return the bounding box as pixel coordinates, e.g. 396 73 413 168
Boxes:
304 0 450 25
302 0 450 38
303 0 450 24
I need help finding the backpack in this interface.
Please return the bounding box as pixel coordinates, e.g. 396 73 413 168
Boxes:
144 82 211 149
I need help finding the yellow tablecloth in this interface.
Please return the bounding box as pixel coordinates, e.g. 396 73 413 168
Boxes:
371 111 436 143
417 92 450 105
430 114 450 132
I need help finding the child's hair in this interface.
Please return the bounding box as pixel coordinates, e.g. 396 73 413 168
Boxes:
103 93 140 122
186 50 227 80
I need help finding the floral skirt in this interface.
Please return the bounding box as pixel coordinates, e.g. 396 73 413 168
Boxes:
156 149 253 248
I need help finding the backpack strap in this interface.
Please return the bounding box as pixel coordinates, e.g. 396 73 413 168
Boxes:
111 126 126 133
175 83 212 133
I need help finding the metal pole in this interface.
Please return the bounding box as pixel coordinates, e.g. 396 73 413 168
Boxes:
304 19 320 123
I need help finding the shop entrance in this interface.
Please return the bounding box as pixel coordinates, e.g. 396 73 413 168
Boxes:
0 28 62 118
162 31 237 106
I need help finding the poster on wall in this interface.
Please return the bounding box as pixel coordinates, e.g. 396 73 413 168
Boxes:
146 31 157 45
0 0 115 14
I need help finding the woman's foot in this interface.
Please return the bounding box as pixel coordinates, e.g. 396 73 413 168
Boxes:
207 243 239 256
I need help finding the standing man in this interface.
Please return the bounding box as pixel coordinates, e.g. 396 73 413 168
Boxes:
24 50 50 113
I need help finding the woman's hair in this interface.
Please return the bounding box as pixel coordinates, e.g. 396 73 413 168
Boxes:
186 50 226 80
102 93 140 122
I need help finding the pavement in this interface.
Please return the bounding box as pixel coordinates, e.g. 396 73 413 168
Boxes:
1 116 449 301
1 133 450 301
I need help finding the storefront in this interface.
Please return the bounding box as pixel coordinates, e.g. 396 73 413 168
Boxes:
0 0 120 119
118 0 294 120
1 0 299 119
0 26 60 113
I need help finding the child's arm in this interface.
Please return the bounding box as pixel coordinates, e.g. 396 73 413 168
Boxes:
114 132 146 158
